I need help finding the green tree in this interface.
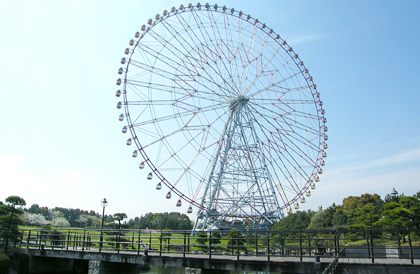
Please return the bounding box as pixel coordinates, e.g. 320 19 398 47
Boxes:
332 207 347 228
195 232 208 251
272 210 315 230
113 213 127 229
376 196 420 229
211 231 222 247
1 196 26 251
161 228 172 244
226 229 246 253
342 193 384 228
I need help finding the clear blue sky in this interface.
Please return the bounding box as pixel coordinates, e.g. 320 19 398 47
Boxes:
1 1 419 219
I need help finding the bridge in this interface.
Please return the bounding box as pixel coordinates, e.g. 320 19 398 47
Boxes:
11 228 420 274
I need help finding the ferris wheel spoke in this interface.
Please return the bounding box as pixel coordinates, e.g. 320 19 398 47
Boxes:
247 69 306 99
248 104 320 166
161 14 238 98
245 105 312 192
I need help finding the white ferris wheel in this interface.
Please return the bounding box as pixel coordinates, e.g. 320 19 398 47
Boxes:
115 3 327 231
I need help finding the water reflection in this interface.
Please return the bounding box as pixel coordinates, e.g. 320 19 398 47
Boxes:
140 265 279 274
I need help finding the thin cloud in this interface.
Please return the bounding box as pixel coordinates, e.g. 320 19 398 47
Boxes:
288 34 323 45
327 147 420 176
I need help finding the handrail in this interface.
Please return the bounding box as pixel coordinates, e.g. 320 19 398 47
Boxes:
8 228 419 263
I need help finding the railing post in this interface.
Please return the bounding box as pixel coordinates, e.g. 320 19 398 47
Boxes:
236 231 240 260
137 230 141 255
159 230 162 256
27 230 31 248
308 231 311 257
66 230 70 251
255 233 258 256
408 228 414 264
298 230 302 262
397 229 402 259
149 231 152 250
267 231 271 262
369 229 374 263
187 232 190 254
183 232 186 258
281 233 284 256
209 232 212 259
82 230 86 252
334 230 338 258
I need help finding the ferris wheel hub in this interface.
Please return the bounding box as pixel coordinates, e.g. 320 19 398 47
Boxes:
230 95 249 109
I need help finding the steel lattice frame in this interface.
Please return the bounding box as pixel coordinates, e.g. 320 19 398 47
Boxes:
116 3 327 231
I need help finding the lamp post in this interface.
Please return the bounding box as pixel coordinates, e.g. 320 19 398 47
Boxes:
100 198 108 250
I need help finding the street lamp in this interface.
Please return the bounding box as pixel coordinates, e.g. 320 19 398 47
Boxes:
100 198 108 250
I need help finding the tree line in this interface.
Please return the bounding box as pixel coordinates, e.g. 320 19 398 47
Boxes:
9 202 194 230
273 190 420 231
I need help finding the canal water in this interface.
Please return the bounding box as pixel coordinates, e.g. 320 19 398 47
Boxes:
139 266 280 274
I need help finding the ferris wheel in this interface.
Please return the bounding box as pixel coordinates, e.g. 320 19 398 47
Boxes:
116 3 327 231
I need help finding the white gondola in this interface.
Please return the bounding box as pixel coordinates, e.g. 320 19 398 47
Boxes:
116 79 122 85
124 48 129 55
287 208 292 213
135 31 140 38
320 160 325 166
156 182 162 190
315 176 320 182
318 168 323 174
294 203 299 210
139 162 145 169
322 152 327 158
119 114 124 121
306 190 311 197
187 206 193 214
116 90 121 97
300 196 306 203
176 199 182 207
147 172 153 180
166 192 171 199
324 134 328 140
132 150 138 157
324 143 328 149
117 102 122 109
141 25 146 31
311 182 316 190
129 39 134 46
122 126 127 133
147 19 152 25
126 138 132 145
121 58 126 64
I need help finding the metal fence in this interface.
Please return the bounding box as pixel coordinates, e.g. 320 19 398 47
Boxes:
14 228 420 264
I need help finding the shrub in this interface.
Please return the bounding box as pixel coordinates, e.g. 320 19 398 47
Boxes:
0 252 12 274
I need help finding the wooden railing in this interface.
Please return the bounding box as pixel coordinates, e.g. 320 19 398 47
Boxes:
12 228 420 264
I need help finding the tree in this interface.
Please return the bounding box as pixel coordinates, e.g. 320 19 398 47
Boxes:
272 210 315 230
113 213 127 229
161 228 172 244
50 217 70 227
195 232 208 251
21 212 49 226
1 196 26 251
226 229 246 253
211 231 222 247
